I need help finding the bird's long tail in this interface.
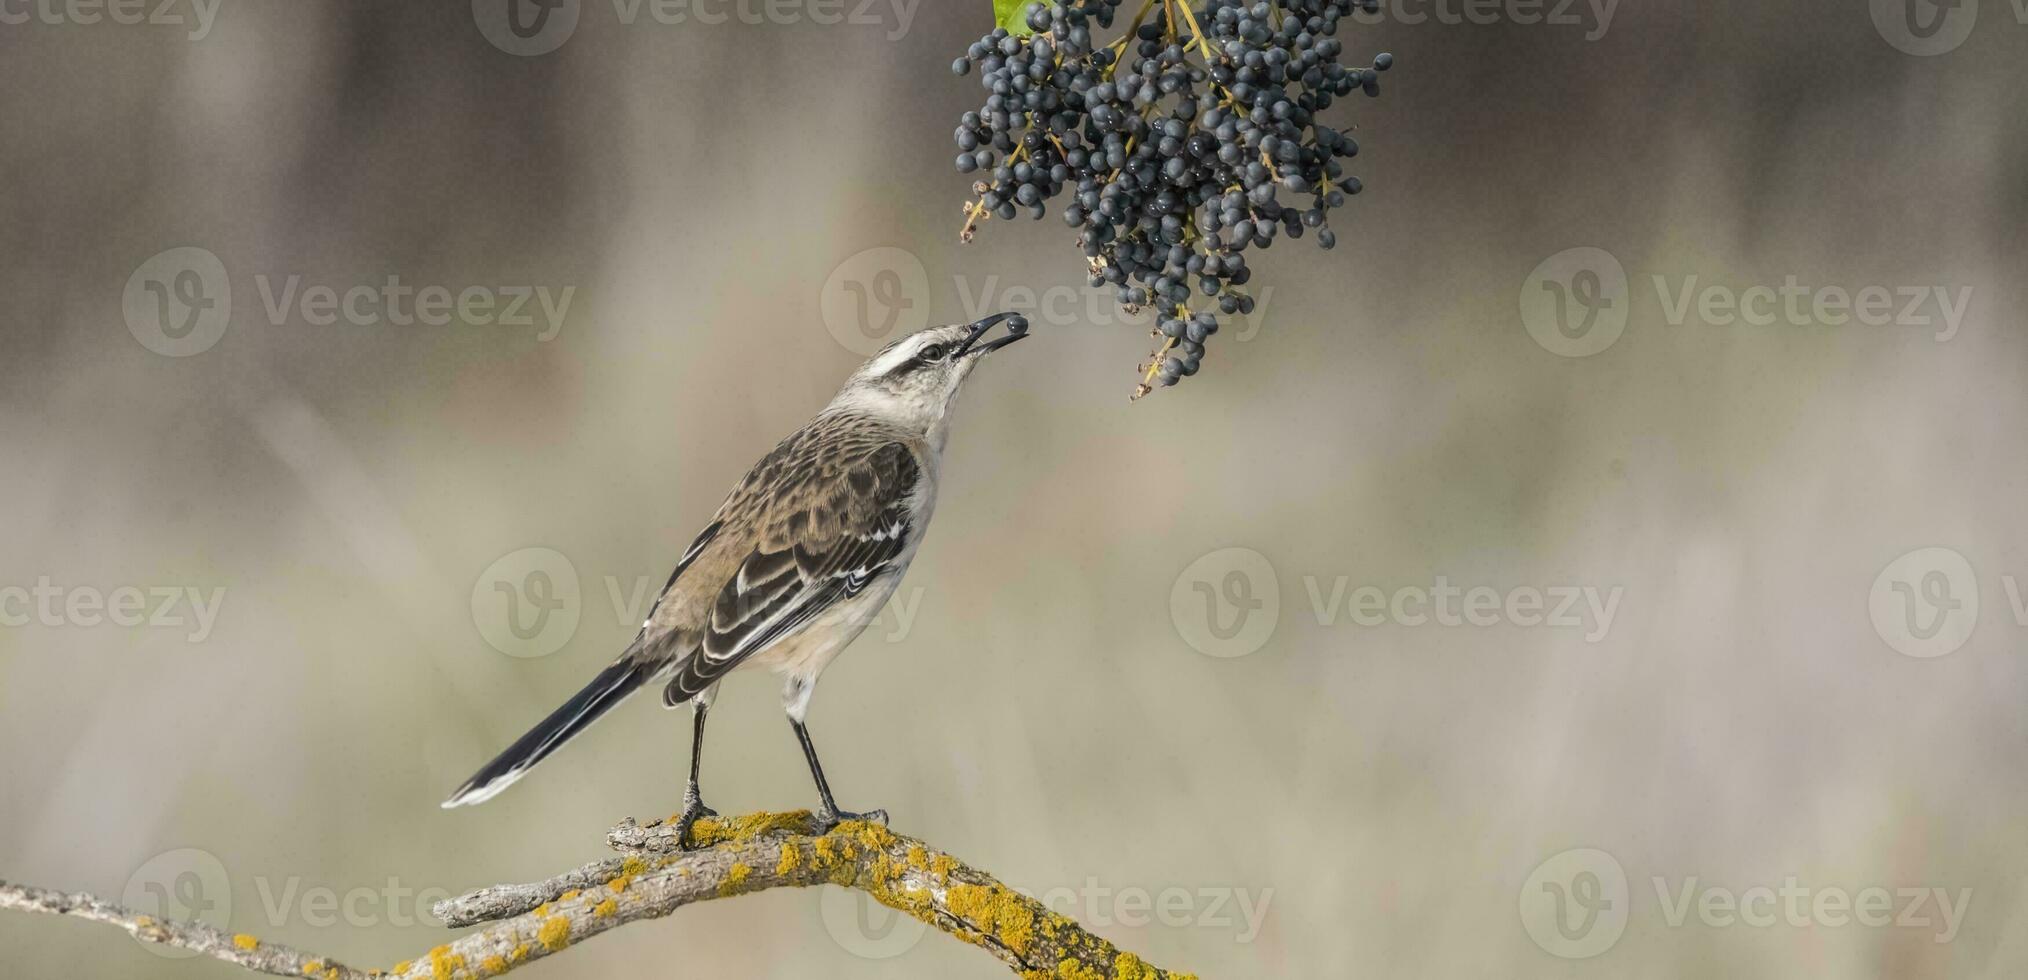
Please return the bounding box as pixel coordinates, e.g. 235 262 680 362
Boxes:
440 659 654 808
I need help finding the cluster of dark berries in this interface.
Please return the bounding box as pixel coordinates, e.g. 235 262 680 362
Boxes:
951 0 1391 396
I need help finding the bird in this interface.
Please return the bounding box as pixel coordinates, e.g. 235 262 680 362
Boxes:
442 312 1029 846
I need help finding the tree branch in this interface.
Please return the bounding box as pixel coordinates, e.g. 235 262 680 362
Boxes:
1 811 1195 980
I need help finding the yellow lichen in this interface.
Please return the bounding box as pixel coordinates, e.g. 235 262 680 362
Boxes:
537 914 572 951
606 875 632 893
559 889 579 902
593 898 618 918
508 944 529 963
232 934 259 951
776 842 801 876
945 882 1035 956
930 854 957 879
905 845 929 870
684 810 813 848
842 819 896 851
1113 952 1153 980
480 954 508 975
393 961 413 974
1053 959 1106 980
718 862 753 896
427 944 463 980
300 962 321 976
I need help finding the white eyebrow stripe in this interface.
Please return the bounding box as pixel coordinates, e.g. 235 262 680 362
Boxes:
866 342 919 377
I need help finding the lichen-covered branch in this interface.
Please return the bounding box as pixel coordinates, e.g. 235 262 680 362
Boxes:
1 811 1194 980
0 881 359 978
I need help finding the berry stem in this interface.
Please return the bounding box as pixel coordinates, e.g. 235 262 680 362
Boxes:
1109 0 1162 57
1134 335 1180 401
959 141 1034 242
1170 0 1218 62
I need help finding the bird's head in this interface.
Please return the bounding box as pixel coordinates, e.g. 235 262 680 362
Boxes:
830 313 1028 434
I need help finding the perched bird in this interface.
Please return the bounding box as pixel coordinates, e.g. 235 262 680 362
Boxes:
443 313 1029 844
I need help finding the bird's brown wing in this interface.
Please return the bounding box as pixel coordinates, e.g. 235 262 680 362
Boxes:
648 432 921 706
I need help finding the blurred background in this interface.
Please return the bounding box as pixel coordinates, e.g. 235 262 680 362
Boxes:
2 1 2024 977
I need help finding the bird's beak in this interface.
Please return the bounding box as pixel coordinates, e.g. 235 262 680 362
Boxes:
953 312 1030 358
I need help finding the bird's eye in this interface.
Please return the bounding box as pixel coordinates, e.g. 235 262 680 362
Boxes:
917 343 948 363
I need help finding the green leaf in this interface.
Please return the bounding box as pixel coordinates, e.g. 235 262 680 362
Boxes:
993 0 1040 36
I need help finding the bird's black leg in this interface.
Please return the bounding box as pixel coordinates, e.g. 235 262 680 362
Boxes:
674 687 718 850
792 718 887 830
786 675 885 831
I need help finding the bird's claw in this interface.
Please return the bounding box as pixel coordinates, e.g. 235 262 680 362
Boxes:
816 807 888 832
673 796 718 851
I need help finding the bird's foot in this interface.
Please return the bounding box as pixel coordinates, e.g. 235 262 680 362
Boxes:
815 806 888 833
673 794 719 851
